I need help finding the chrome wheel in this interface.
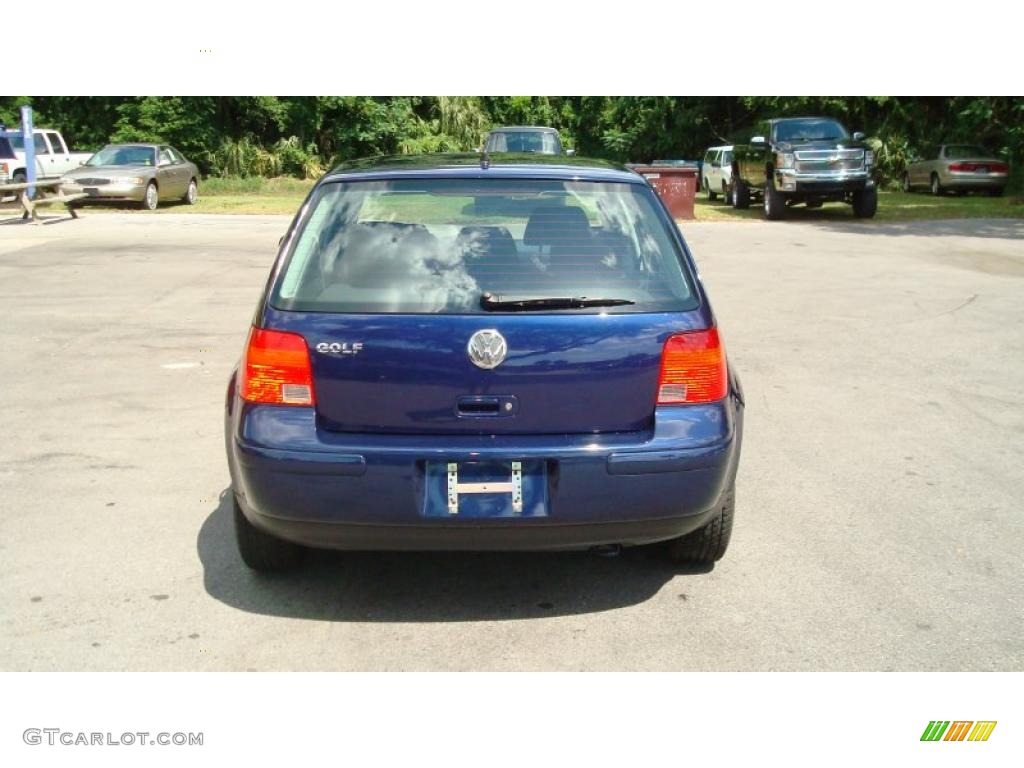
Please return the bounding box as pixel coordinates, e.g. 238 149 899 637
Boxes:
930 174 941 196
902 173 911 193
144 182 158 210
185 179 197 205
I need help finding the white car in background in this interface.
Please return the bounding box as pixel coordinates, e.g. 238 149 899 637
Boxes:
701 145 733 201
1 128 92 184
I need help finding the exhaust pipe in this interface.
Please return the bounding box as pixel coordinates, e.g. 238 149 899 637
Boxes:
591 544 621 558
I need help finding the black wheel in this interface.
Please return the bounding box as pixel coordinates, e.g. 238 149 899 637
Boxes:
233 494 306 572
902 173 912 193
704 178 717 201
763 175 785 220
182 178 198 205
141 181 159 210
930 173 943 196
6 171 27 202
666 484 734 564
852 186 878 218
732 175 750 209
988 187 1004 197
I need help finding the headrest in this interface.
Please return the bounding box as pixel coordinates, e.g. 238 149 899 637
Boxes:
523 205 591 247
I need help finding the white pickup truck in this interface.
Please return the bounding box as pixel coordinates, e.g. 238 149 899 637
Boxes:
0 128 93 184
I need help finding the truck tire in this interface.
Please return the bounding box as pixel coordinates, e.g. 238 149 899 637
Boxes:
763 176 786 220
852 187 878 218
732 176 750 209
233 494 306 572
4 171 26 202
665 483 734 564
930 173 944 196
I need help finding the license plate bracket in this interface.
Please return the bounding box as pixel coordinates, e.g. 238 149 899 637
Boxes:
423 459 548 518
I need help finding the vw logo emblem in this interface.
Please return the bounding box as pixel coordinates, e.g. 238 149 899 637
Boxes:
467 329 508 370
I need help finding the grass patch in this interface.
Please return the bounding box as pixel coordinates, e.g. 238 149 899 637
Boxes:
693 189 1024 222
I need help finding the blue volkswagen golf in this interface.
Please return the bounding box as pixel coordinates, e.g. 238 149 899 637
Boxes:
225 154 744 571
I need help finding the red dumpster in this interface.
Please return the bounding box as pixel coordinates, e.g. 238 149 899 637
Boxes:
630 164 698 220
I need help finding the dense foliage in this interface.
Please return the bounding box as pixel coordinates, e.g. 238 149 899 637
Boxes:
2 96 1020 189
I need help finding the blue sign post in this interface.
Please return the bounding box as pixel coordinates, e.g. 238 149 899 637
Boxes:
21 105 35 198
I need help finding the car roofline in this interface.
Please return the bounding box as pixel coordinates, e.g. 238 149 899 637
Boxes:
321 153 644 184
487 126 560 133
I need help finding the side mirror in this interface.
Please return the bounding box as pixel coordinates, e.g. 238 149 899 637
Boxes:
565 148 575 157
853 131 865 141
751 135 766 145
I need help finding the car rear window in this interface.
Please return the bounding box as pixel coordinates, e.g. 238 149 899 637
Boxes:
486 132 560 153
271 178 698 314
944 145 988 159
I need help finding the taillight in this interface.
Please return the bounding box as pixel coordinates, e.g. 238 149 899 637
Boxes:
240 327 315 406
948 162 972 172
657 328 728 405
992 162 1009 173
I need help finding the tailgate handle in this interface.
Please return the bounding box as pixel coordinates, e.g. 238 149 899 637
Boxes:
456 395 517 417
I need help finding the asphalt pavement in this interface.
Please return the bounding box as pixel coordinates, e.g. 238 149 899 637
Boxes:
1 212 1021 670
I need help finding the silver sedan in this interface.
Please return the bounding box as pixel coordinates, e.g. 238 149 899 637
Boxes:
903 144 1008 197
62 143 199 210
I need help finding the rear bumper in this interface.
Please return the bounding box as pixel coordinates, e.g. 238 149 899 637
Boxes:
226 392 743 551
237 501 722 551
940 172 1007 190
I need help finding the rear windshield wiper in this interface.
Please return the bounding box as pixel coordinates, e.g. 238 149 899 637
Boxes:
480 293 635 311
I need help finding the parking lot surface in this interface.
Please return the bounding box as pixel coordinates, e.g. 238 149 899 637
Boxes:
1 214 1022 671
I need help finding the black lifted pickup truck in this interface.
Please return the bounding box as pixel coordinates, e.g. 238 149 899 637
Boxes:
730 116 877 219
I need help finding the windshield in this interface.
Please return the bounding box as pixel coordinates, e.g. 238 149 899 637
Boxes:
272 178 697 314
774 118 850 143
486 132 560 154
86 145 156 166
945 145 989 159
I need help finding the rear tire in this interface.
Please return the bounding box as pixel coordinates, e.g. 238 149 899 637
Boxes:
234 494 306 572
7 171 27 202
182 178 198 204
763 176 785 220
930 173 943 196
852 186 878 218
666 484 734 564
732 175 750 209
902 173 912 193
